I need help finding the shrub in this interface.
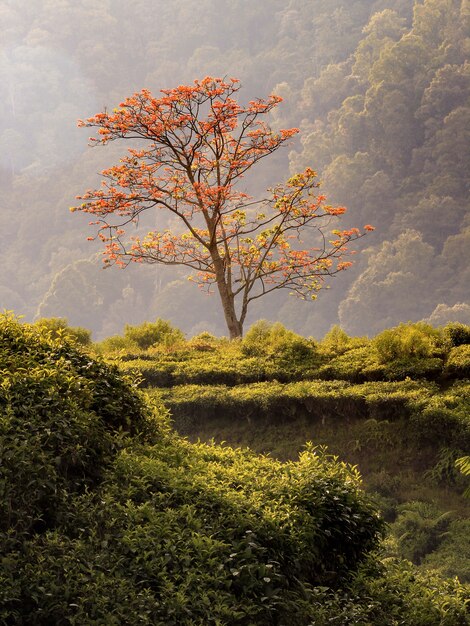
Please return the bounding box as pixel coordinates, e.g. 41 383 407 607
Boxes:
445 344 470 378
423 519 470 582
187 331 220 351
321 324 352 354
153 379 436 434
124 318 185 349
96 333 139 353
0 314 156 540
348 558 470 625
391 501 453 564
443 322 470 347
374 322 443 363
410 394 470 450
242 320 315 366
32 317 92 346
241 319 272 356
320 324 367 356
318 346 386 382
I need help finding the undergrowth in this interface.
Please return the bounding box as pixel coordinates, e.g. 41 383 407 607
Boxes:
2 315 469 623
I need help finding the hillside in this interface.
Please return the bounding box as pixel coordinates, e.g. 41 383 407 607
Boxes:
98 318 470 585
1 315 469 624
1 0 468 338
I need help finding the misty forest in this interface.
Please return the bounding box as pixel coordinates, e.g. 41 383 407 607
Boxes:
1 0 470 624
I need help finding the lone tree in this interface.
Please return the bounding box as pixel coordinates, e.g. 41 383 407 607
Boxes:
72 77 373 338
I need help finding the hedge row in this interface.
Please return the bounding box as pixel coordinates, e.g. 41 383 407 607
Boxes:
150 379 470 451
114 343 470 388
98 321 470 388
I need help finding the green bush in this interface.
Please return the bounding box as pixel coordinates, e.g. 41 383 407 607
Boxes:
445 344 470 378
242 320 315 366
318 346 386 382
321 324 353 354
348 558 470 625
410 392 470 450
102 320 470 388
443 322 470 347
33 317 92 346
316 323 447 382
320 325 367 356
374 322 443 363
124 318 184 349
152 379 437 434
0 314 156 541
95 333 139 353
187 331 221 352
423 519 470 582
241 319 272 356
391 501 453 564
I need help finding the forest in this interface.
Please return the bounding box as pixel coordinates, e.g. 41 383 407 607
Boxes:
1 0 470 623
1 0 468 337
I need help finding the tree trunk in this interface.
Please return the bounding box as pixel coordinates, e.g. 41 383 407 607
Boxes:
217 283 243 339
212 257 243 339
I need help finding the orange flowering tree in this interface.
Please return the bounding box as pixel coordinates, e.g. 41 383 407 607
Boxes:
72 77 373 338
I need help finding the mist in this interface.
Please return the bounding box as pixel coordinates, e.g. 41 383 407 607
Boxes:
1 0 468 339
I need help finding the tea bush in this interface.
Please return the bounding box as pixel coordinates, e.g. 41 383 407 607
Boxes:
347 558 470 625
0 314 155 541
124 318 185 349
95 333 138 353
320 325 367 355
99 321 470 387
444 322 470 347
445 344 470 378
242 320 316 366
187 331 222 352
104 321 470 387
32 317 92 346
410 389 470 450
152 379 437 432
116 351 301 387
2 316 469 624
374 323 444 363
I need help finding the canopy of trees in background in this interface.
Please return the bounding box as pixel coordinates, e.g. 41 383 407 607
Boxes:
1 0 468 338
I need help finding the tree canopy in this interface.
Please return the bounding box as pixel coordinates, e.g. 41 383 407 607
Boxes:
73 77 371 337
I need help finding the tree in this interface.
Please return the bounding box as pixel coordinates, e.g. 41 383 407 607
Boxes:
338 230 436 336
72 77 372 338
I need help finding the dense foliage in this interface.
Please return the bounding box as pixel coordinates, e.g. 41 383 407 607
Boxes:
97 318 470 590
106 319 470 386
2 317 469 623
0 314 153 542
290 0 470 336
